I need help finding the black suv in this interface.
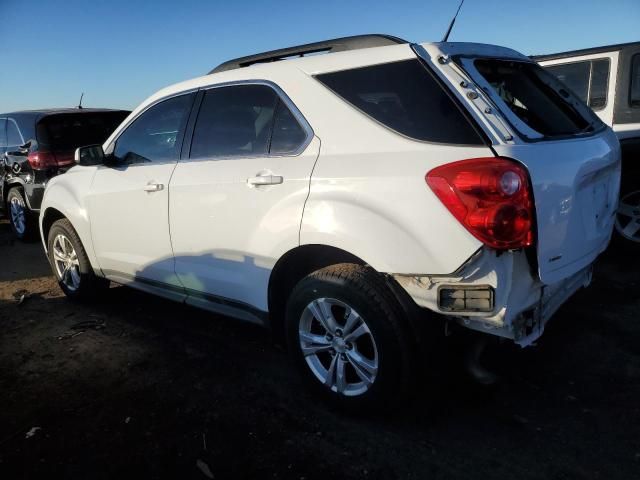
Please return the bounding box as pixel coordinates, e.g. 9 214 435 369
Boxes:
0 109 130 240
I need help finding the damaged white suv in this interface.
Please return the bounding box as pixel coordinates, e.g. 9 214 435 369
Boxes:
39 35 620 409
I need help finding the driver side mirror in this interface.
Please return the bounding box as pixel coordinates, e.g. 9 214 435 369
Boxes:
75 144 105 166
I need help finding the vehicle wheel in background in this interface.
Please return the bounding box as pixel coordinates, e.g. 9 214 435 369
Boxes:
614 190 640 248
7 187 36 241
47 218 109 301
285 263 415 412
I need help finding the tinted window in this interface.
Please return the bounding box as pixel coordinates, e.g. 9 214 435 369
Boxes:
316 60 482 145
270 100 307 155
545 62 590 103
0 119 7 148
631 54 640 108
39 111 129 151
115 95 193 164
589 59 609 109
6 120 23 147
475 59 590 136
191 85 279 159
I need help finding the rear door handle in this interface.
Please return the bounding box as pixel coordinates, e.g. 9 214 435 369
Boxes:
247 175 283 186
143 182 164 192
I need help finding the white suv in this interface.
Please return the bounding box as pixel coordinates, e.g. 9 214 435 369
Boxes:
39 35 620 409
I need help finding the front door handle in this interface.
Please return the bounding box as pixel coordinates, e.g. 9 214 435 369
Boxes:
247 175 283 186
143 182 164 192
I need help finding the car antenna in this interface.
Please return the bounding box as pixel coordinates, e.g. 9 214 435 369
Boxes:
442 0 465 42
77 92 84 110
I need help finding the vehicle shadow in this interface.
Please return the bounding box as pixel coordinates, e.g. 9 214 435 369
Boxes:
1 244 638 478
0 220 52 282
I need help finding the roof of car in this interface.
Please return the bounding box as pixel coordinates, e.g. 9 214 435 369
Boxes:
209 34 409 74
532 41 640 61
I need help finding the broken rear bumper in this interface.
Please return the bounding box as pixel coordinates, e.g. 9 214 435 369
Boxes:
392 248 593 347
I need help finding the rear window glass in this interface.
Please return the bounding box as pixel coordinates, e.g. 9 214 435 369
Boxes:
38 111 129 151
475 59 590 137
315 60 483 145
631 54 640 108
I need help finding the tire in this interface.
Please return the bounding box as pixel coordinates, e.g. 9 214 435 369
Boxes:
285 263 415 412
47 218 109 301
613 190 640 249
7 187 36 241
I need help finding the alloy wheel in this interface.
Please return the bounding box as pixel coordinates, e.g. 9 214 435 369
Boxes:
52 234 81 291
299 298 379 397
615 191 640 243
9 195 26 236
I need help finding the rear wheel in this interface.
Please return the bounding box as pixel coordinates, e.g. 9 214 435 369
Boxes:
47 218 109 300
285 264 414 412
7 188 36 241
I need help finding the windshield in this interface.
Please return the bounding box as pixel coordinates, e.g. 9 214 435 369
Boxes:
473 59 593 137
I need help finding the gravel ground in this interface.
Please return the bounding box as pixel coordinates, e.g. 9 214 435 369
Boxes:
0 218 639 479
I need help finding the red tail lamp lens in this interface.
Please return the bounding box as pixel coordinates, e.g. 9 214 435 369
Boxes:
426 157 534 249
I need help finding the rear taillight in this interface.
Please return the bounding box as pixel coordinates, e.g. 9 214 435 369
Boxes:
426 157 534 250
27 150 57 170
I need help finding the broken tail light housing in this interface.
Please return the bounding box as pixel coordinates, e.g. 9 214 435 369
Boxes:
426 157 534 250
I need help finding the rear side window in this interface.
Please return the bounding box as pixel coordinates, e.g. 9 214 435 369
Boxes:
631 54 640 108
475 59 590 137
545 59 610 110
316 60 483 145
270 100 308 155
39 111 129 151
7 120 23 147
190 84 309 159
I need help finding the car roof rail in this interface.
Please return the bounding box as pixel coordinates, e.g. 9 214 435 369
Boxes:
208 34 409 74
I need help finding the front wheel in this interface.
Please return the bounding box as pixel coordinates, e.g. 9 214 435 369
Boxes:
47 218 109 300
285 264 414 412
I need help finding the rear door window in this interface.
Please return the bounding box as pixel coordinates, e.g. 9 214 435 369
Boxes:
315 60 483 145
190 84 309 159
270 100 308 155
6 120 23 147
474 59 591 137
39 111 129 152
631 54 640 108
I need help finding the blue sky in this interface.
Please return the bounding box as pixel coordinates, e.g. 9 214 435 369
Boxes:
1 0 638 112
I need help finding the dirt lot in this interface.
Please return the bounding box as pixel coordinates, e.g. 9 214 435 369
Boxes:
0 218 639 479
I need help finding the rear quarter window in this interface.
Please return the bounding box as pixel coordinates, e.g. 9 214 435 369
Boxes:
315 60 483 145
